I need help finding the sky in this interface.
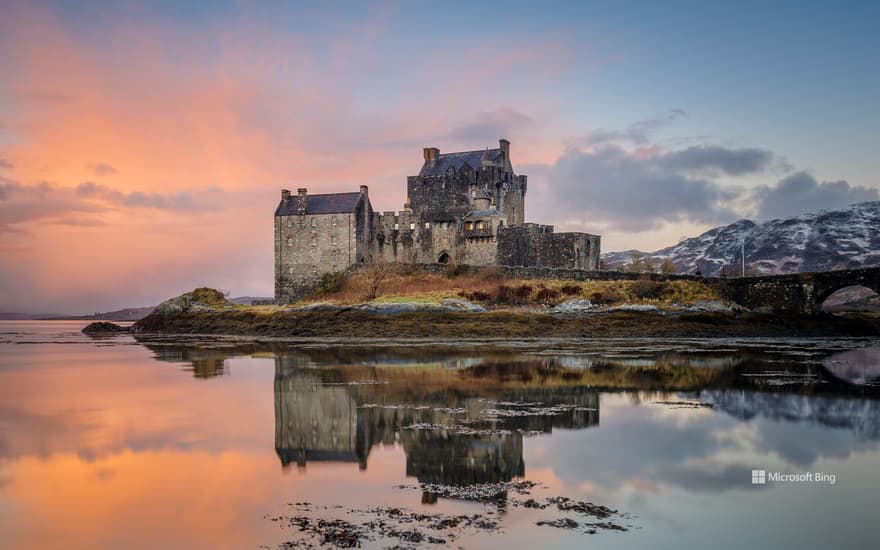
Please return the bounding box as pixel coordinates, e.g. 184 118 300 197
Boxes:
1 0 878 314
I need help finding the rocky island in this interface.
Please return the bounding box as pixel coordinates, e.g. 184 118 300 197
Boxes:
95 267 880 339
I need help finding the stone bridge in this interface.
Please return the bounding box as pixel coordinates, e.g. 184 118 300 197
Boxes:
417 264 880 315
707 266 880 315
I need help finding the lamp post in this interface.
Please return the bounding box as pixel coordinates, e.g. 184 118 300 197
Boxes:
741 238 746 277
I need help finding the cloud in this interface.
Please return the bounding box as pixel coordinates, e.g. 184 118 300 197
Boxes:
571 109 688 147
0 155 11 169
659 145 775 176
752 171 880 220
0 181 226 232
526 143 742 231
446 107 535 144
89 163 118 176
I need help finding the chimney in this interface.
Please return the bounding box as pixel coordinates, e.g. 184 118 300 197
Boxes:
360 185 369 196
499 139 510 158
423 147 439 162
297 188 307 214
281 189 291 202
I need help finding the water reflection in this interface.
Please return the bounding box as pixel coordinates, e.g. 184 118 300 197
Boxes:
272 355 599 486
5 323 880 549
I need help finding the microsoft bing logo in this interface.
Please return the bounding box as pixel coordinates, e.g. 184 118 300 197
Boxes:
751 469 766 484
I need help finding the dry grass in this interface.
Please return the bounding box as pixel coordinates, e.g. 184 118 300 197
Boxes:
297 267 720 307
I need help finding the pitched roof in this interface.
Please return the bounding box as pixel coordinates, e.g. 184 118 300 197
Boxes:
420 148 502 176
275 192 362 216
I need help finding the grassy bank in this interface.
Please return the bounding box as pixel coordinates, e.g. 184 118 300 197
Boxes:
299 266 719 308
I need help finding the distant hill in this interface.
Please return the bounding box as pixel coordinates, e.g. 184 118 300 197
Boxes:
603 201 880 276
0 296 273 321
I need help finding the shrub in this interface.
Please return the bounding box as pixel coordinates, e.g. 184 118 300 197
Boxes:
444 262 467 279
459 290 492 302
633 277 665 300
560 285 582 296
535 287 561 305
316 272 346 294
513 284 533 303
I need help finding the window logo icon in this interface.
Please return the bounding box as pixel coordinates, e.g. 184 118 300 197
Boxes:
752 469 766 485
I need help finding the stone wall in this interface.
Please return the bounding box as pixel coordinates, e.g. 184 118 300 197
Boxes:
275 198 370 303
497 224 601 270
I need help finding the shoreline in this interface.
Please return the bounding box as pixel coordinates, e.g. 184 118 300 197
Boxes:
123 309 880 339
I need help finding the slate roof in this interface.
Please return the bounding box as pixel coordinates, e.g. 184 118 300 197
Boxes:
275 192 362 216
420 148 502 176
464 207 504 220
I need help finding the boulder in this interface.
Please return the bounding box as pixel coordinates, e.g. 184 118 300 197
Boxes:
551 299 594 314
152 287 231 315
82 321 129 334
441 298 487 312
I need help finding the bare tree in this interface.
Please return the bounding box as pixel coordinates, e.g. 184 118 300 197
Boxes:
365 263 393 301
660 258 678 274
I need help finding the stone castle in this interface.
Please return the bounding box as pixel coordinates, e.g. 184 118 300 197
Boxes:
274 139 601 302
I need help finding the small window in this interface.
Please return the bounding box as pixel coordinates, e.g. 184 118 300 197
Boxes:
424 222 431 229
409 223 415 230
287 218 293 228
311 265 318 274
331 216 337 227
289 267 294 275
310 236 317 246
311 218 317 227
471 190 476 198
393 223 399 230
442 222 448 230
476 221 484 230
331 236 337 246
465 222 473 230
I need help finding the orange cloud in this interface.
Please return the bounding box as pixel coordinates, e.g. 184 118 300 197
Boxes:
0 2 580 312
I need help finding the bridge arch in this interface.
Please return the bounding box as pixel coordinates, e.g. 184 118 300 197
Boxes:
819 285 879 314
811 268 880 315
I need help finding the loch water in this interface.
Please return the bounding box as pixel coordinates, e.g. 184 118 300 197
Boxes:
1 320 879 549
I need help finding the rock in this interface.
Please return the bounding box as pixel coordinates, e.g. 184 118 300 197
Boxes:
82 321 128 334
354 302 452 314
551 299 594 314
292 302 342 312
606 304 661 313
152 287 231 315
685 300 744 313
441 298 487 312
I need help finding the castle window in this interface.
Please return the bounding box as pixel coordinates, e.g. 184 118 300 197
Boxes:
465 222 473 230
409 223 415 230
310 236 317 246
331 216 337 227
476 221 484 230
311 265 318 274
471 190 476 198
393 223 399 230
311 218 317 227
289 267 294 275
442 222 449 230
287 237 293 247
287 218 293 228
331 235 338 246
424 222 431 229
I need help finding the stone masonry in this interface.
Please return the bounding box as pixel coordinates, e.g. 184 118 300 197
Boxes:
274 139 601 302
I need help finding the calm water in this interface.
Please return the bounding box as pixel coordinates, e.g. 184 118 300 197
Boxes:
1 321 880 549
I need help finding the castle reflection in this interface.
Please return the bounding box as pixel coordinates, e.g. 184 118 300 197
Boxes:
273 355 599 485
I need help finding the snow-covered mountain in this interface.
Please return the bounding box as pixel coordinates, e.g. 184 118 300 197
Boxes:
603 201 880 276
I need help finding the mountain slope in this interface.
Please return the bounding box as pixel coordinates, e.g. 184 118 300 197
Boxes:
603 201 880 276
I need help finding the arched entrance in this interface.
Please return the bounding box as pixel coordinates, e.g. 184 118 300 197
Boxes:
437 251 450 264
820 285 879 315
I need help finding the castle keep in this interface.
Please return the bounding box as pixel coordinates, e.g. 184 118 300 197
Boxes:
274 139 601 302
